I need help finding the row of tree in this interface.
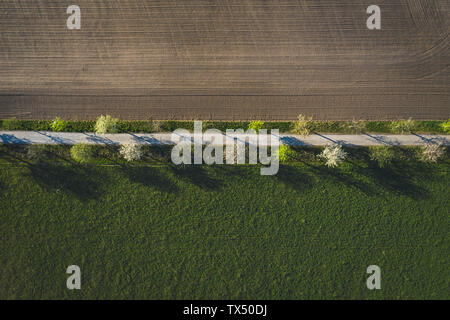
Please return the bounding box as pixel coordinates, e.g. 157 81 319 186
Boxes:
66 142 446 168
50 114 447 167
278 143 445 168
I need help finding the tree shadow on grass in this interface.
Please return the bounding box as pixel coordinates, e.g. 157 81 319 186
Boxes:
26 163 103 201
275 165 316 192
310 163 377 196
121 165 179 193
210 164 249 179
169 165 223 191
355 161 431 199
0 145 32 165
293 146 432 199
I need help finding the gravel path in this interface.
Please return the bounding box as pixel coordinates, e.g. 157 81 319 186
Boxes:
0 131 448 147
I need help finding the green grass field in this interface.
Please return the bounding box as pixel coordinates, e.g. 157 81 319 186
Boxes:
0 147 448 299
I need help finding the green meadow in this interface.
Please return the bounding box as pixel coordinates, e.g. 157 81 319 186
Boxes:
0 146 448 299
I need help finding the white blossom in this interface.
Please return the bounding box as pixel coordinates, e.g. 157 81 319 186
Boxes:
421 143 444 163
120 143 143 162
319 144 347 167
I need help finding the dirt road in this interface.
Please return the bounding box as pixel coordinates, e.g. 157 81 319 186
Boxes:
0 0 448 120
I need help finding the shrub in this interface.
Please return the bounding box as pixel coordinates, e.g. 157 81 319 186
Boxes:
26 144 48 161
441 120 450 134
248 120 264 133
95 115 119 134
1 118 23 130
420 143 445 163
390 118 416 134
120 143 143 162
369 146 395 167
65 120 95 132
319 144 347 167
346 119 366 134
50 117 68 132
276 145 293 163
70 144 94 163
292 114 314 136
117 120 154 133
151 121 164 132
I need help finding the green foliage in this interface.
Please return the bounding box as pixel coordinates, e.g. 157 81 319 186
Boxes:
277 144 293 163
118 120 154 133
390 118 416 134
95 115 119 134
66 120 96 132
1 118 24 130
0 119 52 131
292 114 314 136
70 144 94 163
247 120 264 133
369 146 396 167
0 118 447 134
346 119 366 134
413 121 446 134
441 120 450 134
365 121 392 133
311 121 342 133
50 117 68 132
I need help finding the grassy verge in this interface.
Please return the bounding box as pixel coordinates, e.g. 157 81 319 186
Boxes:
0 145 448 299
0 118 448 134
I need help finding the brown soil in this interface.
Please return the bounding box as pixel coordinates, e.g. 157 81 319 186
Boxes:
0 0 448 120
